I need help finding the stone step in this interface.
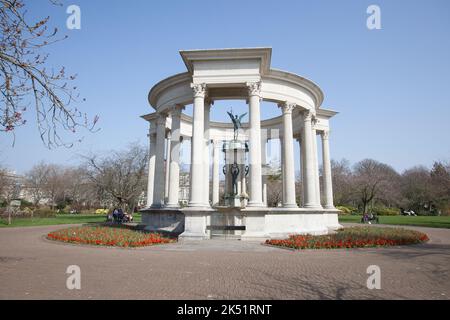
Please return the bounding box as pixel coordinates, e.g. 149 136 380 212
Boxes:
210 234 242 240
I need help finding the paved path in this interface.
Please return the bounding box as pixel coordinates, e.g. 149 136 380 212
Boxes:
0 224 449 299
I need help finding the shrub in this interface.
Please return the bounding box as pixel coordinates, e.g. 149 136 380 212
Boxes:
372 207 399 216
443 207 450 216
14 207 34 218
33 208 56 218
95 208 109 215
19 199 34 208
56 209 71 214
336 205 358 215
80 209 96 214
336 206 353 214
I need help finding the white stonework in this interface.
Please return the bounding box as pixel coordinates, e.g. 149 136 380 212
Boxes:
212 139 220 206
146 131 156 207
203 100 211 205
166 105 183 208
279 102 297 208
151 114 166 208
247 81 264 207
188 83 208 208
141 48 341 239
321 130 335 209
164 131 171 201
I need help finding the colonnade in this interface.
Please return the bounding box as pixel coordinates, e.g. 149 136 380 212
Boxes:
146 82 335 210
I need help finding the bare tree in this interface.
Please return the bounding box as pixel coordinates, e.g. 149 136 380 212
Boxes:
62 166 101 210
400 166 432 213
0 0 98 147
295 174 303 205
352 159 400 213
265 159 282 207
0 167 18 224
430 161 450 214
82 143 149 212
63 167 83 207
25 162 93 210
331 159 353 206
25 161 50 206
43 164 64 209
0 165 8 201
0 166 20 206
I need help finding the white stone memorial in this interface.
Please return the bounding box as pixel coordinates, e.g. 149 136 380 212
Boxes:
141 48 341 240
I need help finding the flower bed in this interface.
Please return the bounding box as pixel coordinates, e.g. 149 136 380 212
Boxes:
47 225 174 247
265 226 429 249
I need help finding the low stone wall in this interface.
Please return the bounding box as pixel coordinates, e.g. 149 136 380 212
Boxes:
140 208 185 236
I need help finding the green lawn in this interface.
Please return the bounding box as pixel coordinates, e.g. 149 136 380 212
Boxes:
3 213 448 229
0 213 142 228
339 215 450 229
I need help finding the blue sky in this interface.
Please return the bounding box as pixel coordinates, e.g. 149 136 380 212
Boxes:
1 0 449 174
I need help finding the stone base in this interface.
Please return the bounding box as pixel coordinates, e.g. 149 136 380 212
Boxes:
178 207 211 240
242 207 342 239
323 212 343 231
178 232 209 241
140 207 185 236
210 207 246 239
225 197 242 208
140 206 342 240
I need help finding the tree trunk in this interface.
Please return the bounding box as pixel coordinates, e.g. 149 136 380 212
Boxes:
362 201 368 214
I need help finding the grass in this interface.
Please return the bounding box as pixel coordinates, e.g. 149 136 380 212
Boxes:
0 213 142 228
338 215 450 229
266 226 429 249
3 212 449 230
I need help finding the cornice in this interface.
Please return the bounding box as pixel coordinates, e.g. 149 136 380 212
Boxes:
265 69 324 108
148 72 192 108
179 47 272 75
317 108 339 118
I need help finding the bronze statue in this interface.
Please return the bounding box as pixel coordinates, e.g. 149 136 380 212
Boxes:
230 163 240 195
227 110 247 140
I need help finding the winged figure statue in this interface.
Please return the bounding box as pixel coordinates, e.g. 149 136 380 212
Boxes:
227 110 247 140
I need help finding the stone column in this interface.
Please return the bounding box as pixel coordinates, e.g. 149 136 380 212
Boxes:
212 139 220 206
146 130 156 207
280 102 298 208
280 137 285 204
203 100 211 205
312 126 322 208
261 137 267 207
164 131 171 201
166 105 184 208
321 130 335 209
246 81 263 207
301 109 320 208
262 184 267 206
297 138 304 207
188 83 208 207
261 130 267 166
152 114 167 207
